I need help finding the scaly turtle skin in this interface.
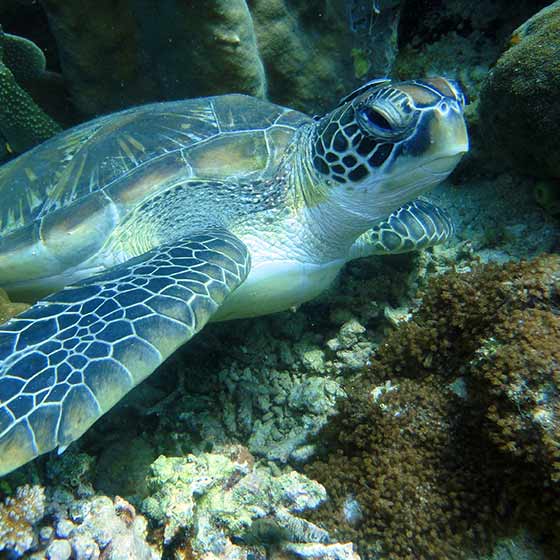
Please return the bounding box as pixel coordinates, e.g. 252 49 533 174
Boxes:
0 77 468 476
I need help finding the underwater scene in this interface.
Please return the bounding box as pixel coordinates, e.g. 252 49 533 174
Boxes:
0 0 559 558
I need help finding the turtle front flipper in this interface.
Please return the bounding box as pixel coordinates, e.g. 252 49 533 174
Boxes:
0 230 250 476
349 199 454 258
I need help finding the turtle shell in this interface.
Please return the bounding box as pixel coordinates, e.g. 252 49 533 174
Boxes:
0 95 309 288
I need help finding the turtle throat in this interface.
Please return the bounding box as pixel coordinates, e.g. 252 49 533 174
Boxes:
287 124 380 260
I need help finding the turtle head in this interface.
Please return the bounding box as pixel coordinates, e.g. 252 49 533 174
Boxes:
310 77 468 219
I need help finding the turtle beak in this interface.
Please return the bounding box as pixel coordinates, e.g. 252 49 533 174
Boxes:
394 76 469 158
437 100 468 152
423 102 469 173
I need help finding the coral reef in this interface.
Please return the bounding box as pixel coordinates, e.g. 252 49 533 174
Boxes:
478 1 560 178
0 485 45 557
0 27 62 156
40 493 158 560
468 308 560 507
305 255 560 558
142 445 357 559
36 0 375 118
306 377 500 559
370 255 560 381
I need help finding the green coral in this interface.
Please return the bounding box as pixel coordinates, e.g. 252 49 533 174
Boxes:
0 26 62 156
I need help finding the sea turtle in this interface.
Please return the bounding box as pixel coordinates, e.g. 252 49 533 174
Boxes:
0 77 468 476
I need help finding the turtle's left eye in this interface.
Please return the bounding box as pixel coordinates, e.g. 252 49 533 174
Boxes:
356 93 416 141
361 107 393 133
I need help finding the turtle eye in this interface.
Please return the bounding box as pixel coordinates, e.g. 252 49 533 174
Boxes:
357 106 404 141
356 91 417 141
361 107 393 133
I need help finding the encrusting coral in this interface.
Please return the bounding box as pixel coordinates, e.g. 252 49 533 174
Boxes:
0 485 45 557
305 255 560 559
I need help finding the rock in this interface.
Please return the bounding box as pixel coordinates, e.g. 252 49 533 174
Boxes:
40 0 156 116
94 436 156 501
39 525 54 545
327 319 366 352
383 305 411 327
55 519 75 539
249 0 356 112
478 1 560 178
288 377 341 415
46 452 95 498
283 542 360 560
70 533 100 560
534 178 560 216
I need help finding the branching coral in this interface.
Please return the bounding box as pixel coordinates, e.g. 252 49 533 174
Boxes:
0 485 45 557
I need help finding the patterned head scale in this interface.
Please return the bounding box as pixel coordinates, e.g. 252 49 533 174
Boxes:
311 77 468 187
